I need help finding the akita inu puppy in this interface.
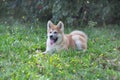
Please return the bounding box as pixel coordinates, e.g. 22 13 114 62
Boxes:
43 20 87 54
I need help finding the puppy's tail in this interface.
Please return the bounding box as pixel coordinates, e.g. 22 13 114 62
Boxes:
70 30 88 41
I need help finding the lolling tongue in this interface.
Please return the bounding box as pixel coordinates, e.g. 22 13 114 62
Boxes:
50 39 55 45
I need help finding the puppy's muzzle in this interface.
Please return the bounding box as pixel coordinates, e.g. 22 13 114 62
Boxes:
50 35 53 39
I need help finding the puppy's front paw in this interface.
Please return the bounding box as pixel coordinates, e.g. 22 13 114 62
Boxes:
43 51 47 54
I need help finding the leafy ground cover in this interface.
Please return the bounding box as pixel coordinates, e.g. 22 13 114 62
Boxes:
0 23 120 80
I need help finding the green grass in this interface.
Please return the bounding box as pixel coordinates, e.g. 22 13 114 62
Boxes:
0 23 120 80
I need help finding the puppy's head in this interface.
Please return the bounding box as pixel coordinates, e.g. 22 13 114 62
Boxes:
47 20 64 45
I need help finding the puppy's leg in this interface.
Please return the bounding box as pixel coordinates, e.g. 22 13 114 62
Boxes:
43 44 49 54
43 51 47 54
72 35 87 51
75 40 82 50
72 35 84 50
43 46 56 54
75 40 87 51
72 35 82 50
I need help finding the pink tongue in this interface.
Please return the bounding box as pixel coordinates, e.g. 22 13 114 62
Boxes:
50 40 54 45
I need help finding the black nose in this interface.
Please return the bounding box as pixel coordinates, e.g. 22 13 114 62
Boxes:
50 35 53 39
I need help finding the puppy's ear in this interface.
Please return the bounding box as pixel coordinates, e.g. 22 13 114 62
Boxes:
57 21 64 31
47 20 53 30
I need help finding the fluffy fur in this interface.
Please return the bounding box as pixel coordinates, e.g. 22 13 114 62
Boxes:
43 20 87 54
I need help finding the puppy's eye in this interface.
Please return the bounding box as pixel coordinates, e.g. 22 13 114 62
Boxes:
50 31 52 33
54 32 57 34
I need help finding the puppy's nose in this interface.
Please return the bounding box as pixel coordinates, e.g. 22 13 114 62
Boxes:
50 35 53 39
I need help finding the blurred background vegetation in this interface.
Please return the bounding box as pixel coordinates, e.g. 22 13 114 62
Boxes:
0 0 120 26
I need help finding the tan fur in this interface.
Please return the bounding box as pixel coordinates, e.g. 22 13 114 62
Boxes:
43 20 87 54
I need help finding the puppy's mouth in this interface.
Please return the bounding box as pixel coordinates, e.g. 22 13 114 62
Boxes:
50 37 58 45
